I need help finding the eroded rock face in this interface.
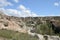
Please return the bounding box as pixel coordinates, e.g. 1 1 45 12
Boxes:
0 12 27 33
50 20 60 34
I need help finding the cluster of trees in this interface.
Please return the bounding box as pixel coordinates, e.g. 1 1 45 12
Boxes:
34 20 60 36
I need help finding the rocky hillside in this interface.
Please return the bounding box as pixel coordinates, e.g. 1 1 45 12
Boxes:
0 11 60 34
0 11 60 40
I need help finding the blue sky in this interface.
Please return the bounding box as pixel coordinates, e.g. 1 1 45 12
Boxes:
0 0 60 17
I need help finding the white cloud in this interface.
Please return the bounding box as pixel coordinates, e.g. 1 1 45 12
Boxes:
6 9 22 17
0 8 10 15
0 0 13 7
18 5 26 11
0 8 27 17
14 0 19 3
18 5 38 17
6 9 18 14
31 12 38 17
0 4 38 17
54 2 60 6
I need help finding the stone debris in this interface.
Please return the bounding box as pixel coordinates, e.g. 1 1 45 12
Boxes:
44 35 60 40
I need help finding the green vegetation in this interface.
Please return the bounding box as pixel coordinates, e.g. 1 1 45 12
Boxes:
35 23 52 35
0 29 38 40
35 20 60 36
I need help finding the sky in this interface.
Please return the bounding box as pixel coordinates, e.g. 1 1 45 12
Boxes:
0 0 60 17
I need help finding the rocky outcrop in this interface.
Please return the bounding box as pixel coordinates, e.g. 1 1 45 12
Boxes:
0 12 27 33
49 20 60 34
